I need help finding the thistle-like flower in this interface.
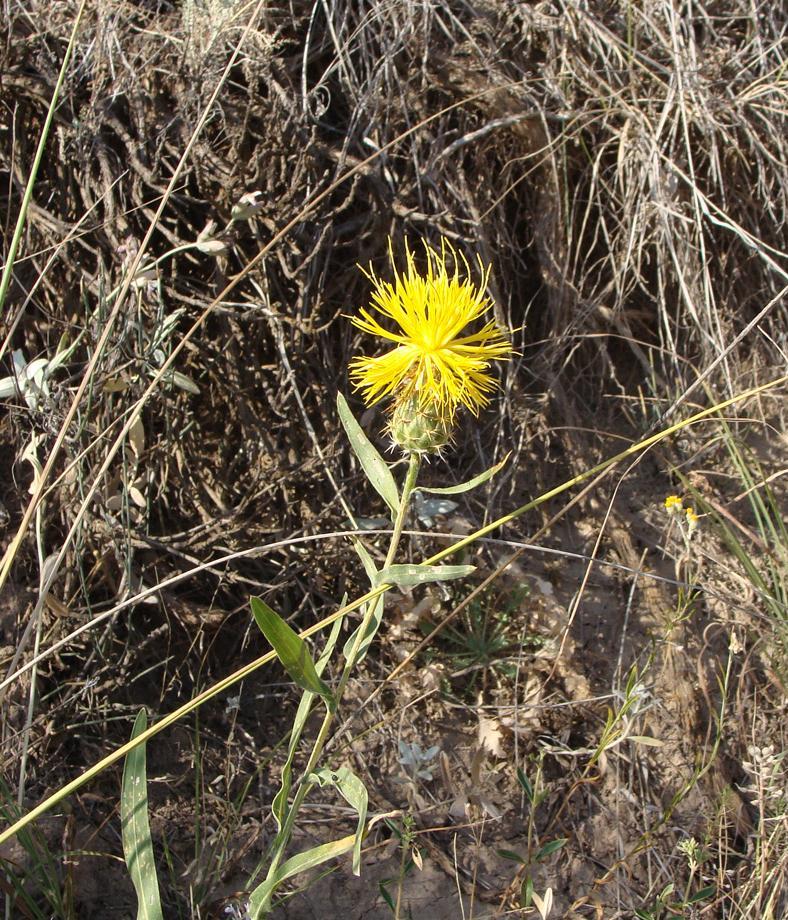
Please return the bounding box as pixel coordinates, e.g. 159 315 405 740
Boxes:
349 238 511 450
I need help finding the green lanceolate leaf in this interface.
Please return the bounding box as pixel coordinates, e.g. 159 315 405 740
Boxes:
272 616 344 832
534 837 568 862
250 597 335 710
520 875 534 909
351 537 379 582
337 393 399 517
308 767 368 876
378 563 475 587
517 766 535 804
497 848 526 864
379 881 396 911
417 453 511 495
687 885 716 904
248 834 357 918
121 710 164 920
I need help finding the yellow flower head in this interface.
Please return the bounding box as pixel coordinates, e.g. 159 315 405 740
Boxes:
685 506 699 533
664 494 683 514
348 238 511 422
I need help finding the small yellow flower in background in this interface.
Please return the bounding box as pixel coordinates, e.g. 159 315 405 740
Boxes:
684 506 699 535
664 495 700 538
349 238 512 427
664 494 683 514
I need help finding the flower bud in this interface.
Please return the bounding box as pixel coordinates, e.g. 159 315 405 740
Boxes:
232 190 264 221
389 394 452 454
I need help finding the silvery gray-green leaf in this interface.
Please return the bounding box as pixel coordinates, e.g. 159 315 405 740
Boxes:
337 392 399 517
413 491 459 526
351 537 378 582
343 596 385 666
307 766 368 875
378 563 475 586
247 834 356 918
417 453 510 495
121 710 164 920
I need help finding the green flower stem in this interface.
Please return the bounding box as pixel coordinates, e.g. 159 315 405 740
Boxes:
261 452 421 905
381 452 422 570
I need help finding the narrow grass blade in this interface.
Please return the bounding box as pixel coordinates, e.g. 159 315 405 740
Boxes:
687 885 716 903
378 563 475 586
121 710 164 920
418 453 510 495
0 776 66 918
0 377 782 855
251 597 335 710
248 834 356 918
308 767 368 875
337 393 399 517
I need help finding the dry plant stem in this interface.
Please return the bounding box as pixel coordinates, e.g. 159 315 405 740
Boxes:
0 1 271 710
595 646 735 890
655 283 788 426
0 527 703 703
0 182 113 365
262 452 421 897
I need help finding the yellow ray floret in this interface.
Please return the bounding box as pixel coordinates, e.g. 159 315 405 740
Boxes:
349 238 511 420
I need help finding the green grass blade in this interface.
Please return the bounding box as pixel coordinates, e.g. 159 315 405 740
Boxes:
121 710 164 920
0 1 88 316
337 393 399 517
0 377 782 853
0 777 64 918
